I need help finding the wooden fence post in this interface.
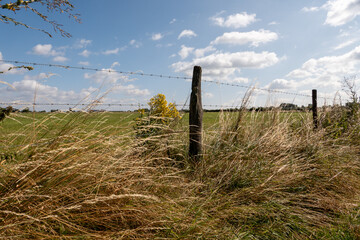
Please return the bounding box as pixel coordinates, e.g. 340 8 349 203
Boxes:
312 89 318 129
189 66 203 162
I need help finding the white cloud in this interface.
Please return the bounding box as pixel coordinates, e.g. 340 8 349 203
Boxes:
211 12 258 28
178 45 194 59
79 61 90 66
303 1 360 27
152 33 164 41
323 0 360 26
111 62 120 68
129 39 142 48
266 79 299 90
194 46 216 58
102 48 120 55
171 51 279 79
53 56 68 62
31 44 68 62
0 52 18 74
74 39 92 49
285 45 360 89
268 21 279 25
79 49 91 57
211 29 278 47
170 18 177 24
302 6 320 12
113 84 150 96
84 69 131 84
178 29 197 39
333 39 357 50
31 44 61 57
0 79 98 104
229 77 249 83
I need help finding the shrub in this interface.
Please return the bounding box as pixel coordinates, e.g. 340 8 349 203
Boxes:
135 94 181 138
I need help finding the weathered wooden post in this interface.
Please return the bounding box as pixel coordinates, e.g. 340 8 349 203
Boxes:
312 89 318 129
189 66 203 162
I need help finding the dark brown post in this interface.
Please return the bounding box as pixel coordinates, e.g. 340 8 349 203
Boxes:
189 66 203 162
312 89 318 129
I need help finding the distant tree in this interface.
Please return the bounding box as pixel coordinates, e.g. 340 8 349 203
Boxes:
0 106 12 122
0 0 80 37
280 103 298 111
21 107 31 113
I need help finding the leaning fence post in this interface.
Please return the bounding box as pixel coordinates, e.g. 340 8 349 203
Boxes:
189 66 203 162
312 89 318 129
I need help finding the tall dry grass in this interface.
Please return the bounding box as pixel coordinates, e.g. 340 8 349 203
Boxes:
0 105 359 239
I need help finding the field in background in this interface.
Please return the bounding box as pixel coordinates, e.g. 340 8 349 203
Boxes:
0 109 359 239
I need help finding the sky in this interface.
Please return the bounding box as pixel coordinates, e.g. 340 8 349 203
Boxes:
1 0 360 111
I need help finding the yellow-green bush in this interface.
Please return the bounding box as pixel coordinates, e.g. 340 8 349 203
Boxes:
135 94 181 137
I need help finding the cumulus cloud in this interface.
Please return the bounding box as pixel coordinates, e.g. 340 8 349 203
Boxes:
30 44 68 62
211 12 258 28
285 45 360 89
0 52 20 74
266 79 299 90
129 39 142 48
178 45 194 59
83 68 150 97
74 39 92 49
0 78 98 104
170 18 177 24
171 51 279 79
211 29 278 47
102 48 120 55
230 77 249 83
84 69 131 84
302 6 320 12
268 21 279 25
194 46 216 58
113 84 150 96
31 44 61 56
79 49 91 57
178 30 197 39
53 56 68 62
323 0 360 26
304 0 360 27
152 33 164 41
333 39 357 50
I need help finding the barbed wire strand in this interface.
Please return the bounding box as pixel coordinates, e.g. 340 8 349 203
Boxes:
0 102 256 109
0 59 350 101
0 59 191 80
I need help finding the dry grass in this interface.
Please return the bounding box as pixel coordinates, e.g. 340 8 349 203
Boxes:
0 107 359 239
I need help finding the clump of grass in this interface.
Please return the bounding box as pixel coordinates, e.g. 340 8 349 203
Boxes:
0 102 359 239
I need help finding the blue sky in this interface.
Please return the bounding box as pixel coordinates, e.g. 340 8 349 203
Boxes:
1 0 360 110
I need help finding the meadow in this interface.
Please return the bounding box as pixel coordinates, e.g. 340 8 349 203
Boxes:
0 109 359 239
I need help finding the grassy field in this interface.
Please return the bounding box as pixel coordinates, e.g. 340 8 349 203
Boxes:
0 109 359 239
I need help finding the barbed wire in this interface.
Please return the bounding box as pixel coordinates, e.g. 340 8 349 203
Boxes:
0 59 192 80
0 102 252 109
0 102 148 107
0 59 350 101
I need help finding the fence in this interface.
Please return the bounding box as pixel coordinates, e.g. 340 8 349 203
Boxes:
0 60 355 159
